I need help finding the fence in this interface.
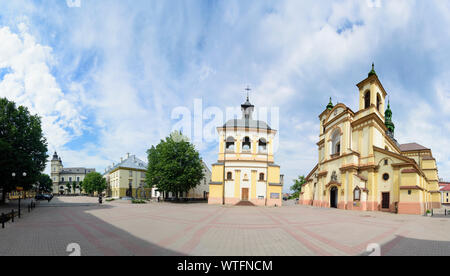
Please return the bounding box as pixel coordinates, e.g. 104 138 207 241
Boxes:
1 201 37 229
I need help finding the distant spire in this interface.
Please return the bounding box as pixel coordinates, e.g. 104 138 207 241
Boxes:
368 62 377 77
241 86 254 120
326 97 334 111
385 99 395 134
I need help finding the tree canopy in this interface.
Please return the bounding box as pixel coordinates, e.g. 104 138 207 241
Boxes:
0 98 48 203
37 173 53 193
291 175 306 199
146 131 204 197
81 172 107 195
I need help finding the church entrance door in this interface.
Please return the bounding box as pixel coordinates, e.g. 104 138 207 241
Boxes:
330 187 338 208
242 188 249 201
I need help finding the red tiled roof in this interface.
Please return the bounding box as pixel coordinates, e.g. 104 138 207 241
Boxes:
440 185 450 192
399 143 429 152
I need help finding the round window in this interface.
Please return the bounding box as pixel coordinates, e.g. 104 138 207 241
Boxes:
383 173 390 181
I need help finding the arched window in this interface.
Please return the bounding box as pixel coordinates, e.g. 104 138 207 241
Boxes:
364 91 370 109
227 172 233 180
377 94 382 112
354 187 361 201
258 138 267 152
226 137 235 151
259 173 265 181
242 137 251 151
331 130 341 156
61 177 65 182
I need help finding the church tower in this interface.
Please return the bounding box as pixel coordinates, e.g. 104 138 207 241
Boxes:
50 152 62 191
356 63 387 120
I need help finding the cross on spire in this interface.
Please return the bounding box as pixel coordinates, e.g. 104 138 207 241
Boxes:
245 85 251 101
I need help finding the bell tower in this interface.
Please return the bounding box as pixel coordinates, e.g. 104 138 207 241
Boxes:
356 63 387 119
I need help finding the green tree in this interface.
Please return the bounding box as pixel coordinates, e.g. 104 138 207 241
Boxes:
37 173 53 193
82 172 107 195
66 182 72 194
0 98 48 203
291 175 306 199
72 181 77 194
146 131 204 198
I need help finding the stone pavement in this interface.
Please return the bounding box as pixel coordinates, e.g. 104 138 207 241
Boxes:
0 196 449 256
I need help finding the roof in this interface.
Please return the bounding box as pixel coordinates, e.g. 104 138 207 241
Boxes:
399 143 429 152
440 185 450 192
104 155 147 175
222 119 272 130
60 168 95 174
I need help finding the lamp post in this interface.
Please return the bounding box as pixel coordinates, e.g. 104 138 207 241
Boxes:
12 172 27 218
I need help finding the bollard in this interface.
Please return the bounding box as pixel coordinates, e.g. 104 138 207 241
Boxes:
1 213 4 229
11 210 14 223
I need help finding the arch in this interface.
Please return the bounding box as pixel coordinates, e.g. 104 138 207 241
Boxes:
226 172 233 180
258 138 267 152
353 187 361 201
242 136 251 151
259 173 265 181
364 90 371 109
331 129 341 155
225 136 235 151
330 186 338 208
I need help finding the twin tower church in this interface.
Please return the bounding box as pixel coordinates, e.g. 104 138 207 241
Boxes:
208 65 441 215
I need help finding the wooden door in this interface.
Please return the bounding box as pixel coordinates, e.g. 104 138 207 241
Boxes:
382 193 390 209
242 188 249 201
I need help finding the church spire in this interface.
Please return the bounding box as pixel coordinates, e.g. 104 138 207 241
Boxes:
241 86 254 120
326 97 334 111
385 100 395 135
368 62 377 77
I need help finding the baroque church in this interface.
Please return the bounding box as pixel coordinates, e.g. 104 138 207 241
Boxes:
299 65 441 215
208 93 283 206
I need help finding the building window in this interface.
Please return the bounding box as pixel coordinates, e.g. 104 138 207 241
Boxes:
364 91 370 109
69 177 72 182
227 172 233 180
331 130 341 156
408 190 412 195
259 173 265 181
377 93 382 112
242 137 251 151
354 187 361 201
383 173 390 181
77 176 80 182
129 170 132 177
258 138 267 152
384 159 388 165
61 177 65 182
226 137 235 151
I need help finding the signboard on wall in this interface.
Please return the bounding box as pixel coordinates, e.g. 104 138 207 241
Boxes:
270 193 280 199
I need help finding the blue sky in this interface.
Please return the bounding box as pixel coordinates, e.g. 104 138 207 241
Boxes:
0 0 449 192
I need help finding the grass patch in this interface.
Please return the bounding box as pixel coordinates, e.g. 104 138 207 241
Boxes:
132 199 146 204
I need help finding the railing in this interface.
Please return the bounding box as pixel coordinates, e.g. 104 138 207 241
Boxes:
1 201 37 229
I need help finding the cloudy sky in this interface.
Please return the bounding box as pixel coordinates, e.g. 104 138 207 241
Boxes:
0 0 449 191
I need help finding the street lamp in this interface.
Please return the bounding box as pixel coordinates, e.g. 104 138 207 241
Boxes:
12 172 27 218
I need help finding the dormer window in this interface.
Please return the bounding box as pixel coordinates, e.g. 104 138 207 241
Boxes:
258 138 267 152
242 137 251 151
364 91 371 109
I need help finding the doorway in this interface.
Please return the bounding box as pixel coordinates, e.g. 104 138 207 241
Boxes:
382 192 390 210
242 188 249 201
330 187 338 208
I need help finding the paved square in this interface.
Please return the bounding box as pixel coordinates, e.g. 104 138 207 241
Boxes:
0 197 449 256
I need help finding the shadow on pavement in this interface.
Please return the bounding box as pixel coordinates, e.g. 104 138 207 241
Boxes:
0 198 185 256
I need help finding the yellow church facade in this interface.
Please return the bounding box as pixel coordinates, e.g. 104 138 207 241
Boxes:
208 96 283 207
299 65 441 215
